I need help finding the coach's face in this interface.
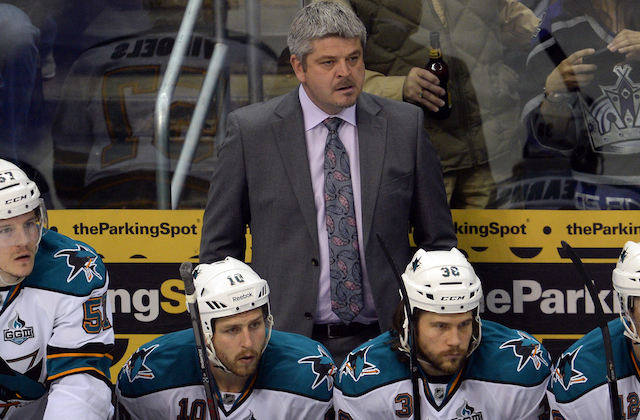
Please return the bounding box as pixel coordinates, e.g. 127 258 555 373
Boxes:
290 36 365 115
416 310 473 376
212 308 266 379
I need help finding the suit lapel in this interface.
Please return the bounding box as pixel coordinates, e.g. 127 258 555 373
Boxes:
356 94 386 252
271 90 319 252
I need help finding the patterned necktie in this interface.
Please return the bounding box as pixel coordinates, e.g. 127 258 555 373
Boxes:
323 117 363 324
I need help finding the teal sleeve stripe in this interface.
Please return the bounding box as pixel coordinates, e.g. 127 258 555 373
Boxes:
47 353 113 381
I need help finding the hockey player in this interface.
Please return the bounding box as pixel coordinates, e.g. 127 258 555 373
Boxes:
334 247 552 419
115 257 335 419
51 4 287 209
548 240 640 419
0 159 114 419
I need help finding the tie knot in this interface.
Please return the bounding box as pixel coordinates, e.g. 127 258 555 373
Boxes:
323 117 343 133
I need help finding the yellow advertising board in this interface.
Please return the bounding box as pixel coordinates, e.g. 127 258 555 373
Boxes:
451 209 635 263
48 209 637 263
46 209 639 380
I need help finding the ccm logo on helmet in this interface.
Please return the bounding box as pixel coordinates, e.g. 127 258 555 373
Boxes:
441 296 465 301
5 195 27 205
232 292 254 302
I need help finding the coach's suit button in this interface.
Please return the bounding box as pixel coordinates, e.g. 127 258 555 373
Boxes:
311 258 319 266
304 312 313 320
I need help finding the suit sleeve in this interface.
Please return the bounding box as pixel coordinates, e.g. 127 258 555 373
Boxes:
410 108 458 251
199 111 251 263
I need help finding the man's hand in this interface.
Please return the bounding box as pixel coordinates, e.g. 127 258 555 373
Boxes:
402 67 446 112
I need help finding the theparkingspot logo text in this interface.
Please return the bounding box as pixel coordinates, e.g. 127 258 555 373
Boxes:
455 222 528 238
72 222 198 238
566 222 640 235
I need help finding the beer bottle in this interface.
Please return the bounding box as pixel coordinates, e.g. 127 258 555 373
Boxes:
425 32 451 120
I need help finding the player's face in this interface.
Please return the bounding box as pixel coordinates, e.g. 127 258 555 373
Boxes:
290 36 365 115
212 308 266 378
416 310 473 376
0 211 39 286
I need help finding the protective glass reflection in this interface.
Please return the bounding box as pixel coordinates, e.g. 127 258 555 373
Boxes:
0 213 44 248
0 218 42 247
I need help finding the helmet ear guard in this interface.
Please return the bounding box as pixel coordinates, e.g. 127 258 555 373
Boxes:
612 241 640 344
192 257 273 372
400 248 483 356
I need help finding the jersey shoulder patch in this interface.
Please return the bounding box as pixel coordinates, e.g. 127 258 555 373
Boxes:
336 331 409 397
549 318 633 403
117 329 201 398
256 330 335 401
466 320 551 386
23 230 108 296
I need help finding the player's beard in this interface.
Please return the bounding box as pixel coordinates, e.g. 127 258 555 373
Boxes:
419 346 467 376
218 349 261 378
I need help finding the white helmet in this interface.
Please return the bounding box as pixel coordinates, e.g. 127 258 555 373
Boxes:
402 248 483 314
192 257 274 372
0 159 46 223
399 248 483 355
613 241 640 344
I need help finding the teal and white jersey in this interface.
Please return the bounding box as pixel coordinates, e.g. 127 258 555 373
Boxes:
0 229 114 420
115 329 335 420
335 320 551 420
548 318 640 419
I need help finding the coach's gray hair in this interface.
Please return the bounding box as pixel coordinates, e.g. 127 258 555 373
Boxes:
287 1 367 68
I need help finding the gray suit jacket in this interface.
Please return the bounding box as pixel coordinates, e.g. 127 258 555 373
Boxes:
200 89 457 335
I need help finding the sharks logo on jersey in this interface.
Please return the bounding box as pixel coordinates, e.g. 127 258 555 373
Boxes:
54 245 103 283
0 352 46 407
453 400 483 420
3 313 34 345
241 411 256 420
298 345 336 391
499 331 549 371
122 344 159 382
340 345 380 382
551 346 587 391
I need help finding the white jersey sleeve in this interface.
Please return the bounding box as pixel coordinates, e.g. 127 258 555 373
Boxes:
334 380 413 419
43 374 114 420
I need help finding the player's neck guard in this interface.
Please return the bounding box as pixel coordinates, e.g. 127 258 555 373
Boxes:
0 272 24 287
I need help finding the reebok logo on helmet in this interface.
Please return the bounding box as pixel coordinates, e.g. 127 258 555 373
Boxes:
231 292 254 302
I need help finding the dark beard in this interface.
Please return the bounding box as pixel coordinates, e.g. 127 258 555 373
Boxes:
418 349 466 376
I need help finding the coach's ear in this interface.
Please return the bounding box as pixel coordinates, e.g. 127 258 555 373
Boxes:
290 54 306 84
